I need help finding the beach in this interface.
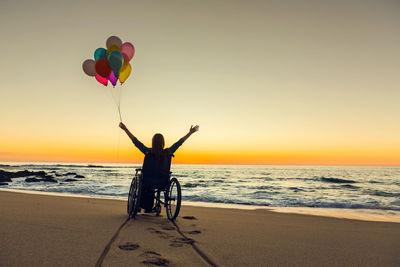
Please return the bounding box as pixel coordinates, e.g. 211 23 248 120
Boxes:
1 190 399 266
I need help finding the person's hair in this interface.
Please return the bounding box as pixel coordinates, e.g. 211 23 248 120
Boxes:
151 133 165 156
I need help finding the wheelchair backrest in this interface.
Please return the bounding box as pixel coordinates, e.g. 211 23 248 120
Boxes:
142 150 172 189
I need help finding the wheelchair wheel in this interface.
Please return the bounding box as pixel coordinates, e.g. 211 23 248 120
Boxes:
127 173 142 218
166 178 181 221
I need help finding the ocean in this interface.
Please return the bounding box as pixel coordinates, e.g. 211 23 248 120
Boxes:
1 163 400 220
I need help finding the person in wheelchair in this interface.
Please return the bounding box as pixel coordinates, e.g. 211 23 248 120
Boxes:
119 122 199 213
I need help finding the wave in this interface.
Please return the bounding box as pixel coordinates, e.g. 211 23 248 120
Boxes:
182 183 208 188
288 187 305 192
340 184 359 189
3 163 400 212
320 177 357 184
368 180 382 184
182 195 400 211
249 185 275 190
86 165 105 168
183 195 261 206
365 190 400 198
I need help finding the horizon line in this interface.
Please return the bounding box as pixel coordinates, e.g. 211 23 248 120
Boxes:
1 160 399 168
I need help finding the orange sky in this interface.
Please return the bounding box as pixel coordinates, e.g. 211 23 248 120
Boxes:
1 139 399 166
1 0 400 166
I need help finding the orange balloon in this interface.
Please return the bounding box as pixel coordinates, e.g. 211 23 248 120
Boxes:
95 58 112 78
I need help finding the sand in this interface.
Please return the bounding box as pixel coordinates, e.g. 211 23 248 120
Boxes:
1 190 399 266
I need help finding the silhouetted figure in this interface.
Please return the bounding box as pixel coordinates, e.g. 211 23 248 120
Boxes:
119 122 199 211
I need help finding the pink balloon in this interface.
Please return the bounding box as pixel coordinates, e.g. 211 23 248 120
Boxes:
95 75 108 86
109 72 118 87
122 53 130 63
121 42 135 61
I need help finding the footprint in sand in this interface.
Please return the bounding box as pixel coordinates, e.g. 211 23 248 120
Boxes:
141 251 161 256
182 216 197 220
169 237 194 247
187 230 201 235
142 257 170 266
118 242 140 251
161 226 175 231
141 251 170 266
147 227 173 239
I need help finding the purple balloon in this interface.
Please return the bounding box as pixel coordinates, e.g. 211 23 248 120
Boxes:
109 72 118 87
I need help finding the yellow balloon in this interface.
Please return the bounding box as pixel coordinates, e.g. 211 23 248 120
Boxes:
119 62 132 84
107 45 120 56
120 60 129 72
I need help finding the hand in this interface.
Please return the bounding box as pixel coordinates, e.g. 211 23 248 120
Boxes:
119 122 127 130
189 125 199 134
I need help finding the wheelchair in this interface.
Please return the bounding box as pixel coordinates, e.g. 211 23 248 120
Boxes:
127 168 182 220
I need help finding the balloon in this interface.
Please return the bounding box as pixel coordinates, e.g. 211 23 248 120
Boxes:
106 36 122 49
94 48 107 61
109 72 118 87
122 53 130 63
95 75 108 86
119 62 132 84
108 50 123 77
120 59 129 72
107 45 120 56
121 42 135 61
95 58 112 78
82 59 96 76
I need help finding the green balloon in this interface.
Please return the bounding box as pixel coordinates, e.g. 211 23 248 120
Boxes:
94 48 107 61
107 51 123 77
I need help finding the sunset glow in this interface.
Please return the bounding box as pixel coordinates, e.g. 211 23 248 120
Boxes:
1 0 399 166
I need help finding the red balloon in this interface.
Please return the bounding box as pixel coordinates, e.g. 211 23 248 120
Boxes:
95 75 108 86
95 58 112 78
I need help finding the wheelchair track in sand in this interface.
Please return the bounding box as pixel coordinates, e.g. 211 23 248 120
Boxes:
95 214 217 266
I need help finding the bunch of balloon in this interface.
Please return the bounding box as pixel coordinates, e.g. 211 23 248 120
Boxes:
82 36 134 87
82 36 135 122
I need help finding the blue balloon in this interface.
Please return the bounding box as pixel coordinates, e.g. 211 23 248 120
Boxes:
94 48 107 61
108 50 123 77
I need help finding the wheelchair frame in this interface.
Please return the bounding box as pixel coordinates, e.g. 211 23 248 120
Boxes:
127 168 182 220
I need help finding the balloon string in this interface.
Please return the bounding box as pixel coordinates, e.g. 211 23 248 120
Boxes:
116 121 121 173
117 105 122 122
118 86 123 122
109 87 122 122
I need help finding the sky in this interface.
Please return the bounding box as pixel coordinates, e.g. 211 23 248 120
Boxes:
0 0 399 165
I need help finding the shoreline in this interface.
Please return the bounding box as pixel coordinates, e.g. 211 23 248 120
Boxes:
2 188 399 223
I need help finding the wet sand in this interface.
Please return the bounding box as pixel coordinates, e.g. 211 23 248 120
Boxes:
1 190 399 266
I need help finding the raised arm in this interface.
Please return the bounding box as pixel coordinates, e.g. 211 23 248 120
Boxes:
169 125 199 154
119 122 136 141
119 122 150 154
182 125 199 141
